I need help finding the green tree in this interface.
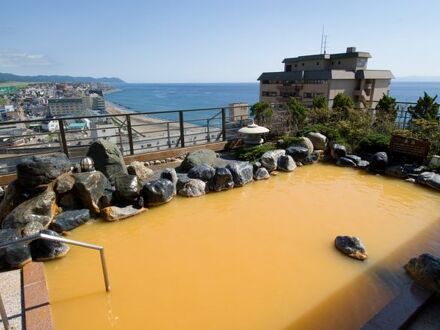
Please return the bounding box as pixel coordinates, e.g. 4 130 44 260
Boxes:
332 93 355 109
0 96 6 106
376 94 397 114
250 102 274 124
312 95 328 109
286 97 308 130
408 92 439 121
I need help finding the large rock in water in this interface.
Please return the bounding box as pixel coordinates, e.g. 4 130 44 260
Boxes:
0 229 31 269
0 181 25 226
30 230 70 261
161 168 178 195
298 137 314 155
416 172 440 191
86 140 127 181
261 149 285 172
226 162 253 187
277 155 297 172
178 179 206 197
188 164 216 182
306 132 327 150
330 144 347 160
54 173 75 194
114 174 141 204
73 171 109 214
370 152 388 172
101 205 146 222
2 185 58 232
334 236 368 261
208 167 234 192
50 209 91 233
141 179 174 207
253 167 270 180
336 157 357 168
285 146 309 162
16 153 71 188
127 161 154 181
405 253 440 294
180 149 217 171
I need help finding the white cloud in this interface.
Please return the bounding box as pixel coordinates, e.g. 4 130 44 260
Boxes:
0 51 52 68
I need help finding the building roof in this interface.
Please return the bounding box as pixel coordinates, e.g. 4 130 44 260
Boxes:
258 69 393 81
282 50 371 63
48 98 83 104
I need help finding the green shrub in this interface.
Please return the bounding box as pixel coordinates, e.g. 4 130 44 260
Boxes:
234 144 275 161
356 133 390 154
281 135 303 146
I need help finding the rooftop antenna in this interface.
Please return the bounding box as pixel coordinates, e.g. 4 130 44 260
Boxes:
323 35 328 54
320 26 325 54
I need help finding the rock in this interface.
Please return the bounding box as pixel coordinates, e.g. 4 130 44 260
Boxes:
54 173 75 194
336 157 357 167
384 165 409 179
114 174 141 204
277 155 297 172
405 253 440 294
58 192 82 210
330 144 347 160
0 229 31 269
141 179 174 207
406 178 416 183
357 160 370 170
208 167 234 192
50 209 91 233
180 149 217 171
261 149 286 172
298 137 314 155
252 161 262 172
2 186 58 233
160 168 178 195
178 179 206 197
0 181 24 226
253 167 270 180
370 152 388 172
226 162 253 187
127 161 154 181
101 205 146 222
345 154 362 165
73 171 110 214
16 153 71 188
99 180 114 209
334 236 368 261
306 132 327 150
86 140 127 181
30 230 70 261
416 172 440 191
176 174 190 191
22 221 44 237
187 164 216 182
302 152 320 165
285 146 309 162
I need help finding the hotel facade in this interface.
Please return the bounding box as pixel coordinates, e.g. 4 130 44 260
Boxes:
258 47 394 108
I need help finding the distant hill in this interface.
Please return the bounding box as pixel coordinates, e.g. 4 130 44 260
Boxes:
0 72 125 84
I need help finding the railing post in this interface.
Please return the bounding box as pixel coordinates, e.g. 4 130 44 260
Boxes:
166 122 171 148
207 119 210 143
0 291 10 330
126 114 134 155
221 108 226 141
179 111 185 148
58 119 69 157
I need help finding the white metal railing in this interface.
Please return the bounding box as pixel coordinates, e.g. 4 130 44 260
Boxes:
0 232 111 329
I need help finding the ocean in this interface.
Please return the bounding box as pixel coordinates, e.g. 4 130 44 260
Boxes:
105 81 440 121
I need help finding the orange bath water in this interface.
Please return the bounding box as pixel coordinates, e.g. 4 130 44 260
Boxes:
45 164 440 329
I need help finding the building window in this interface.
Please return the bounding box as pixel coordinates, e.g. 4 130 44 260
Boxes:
302 63 305 66
338 60 341 65
285 64 292 71
294 64 298 68
316 62 319 65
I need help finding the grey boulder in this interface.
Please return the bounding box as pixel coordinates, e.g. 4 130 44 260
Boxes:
16 153 71 188
261 149 286 172
285 146 309 162
0 229 31 269
336 157 357 167
86 140 127 181
335 235 368 261
114 174 141 204
141 178 174 207
226 162 253 187
253 167 270 180
178 179 206 197
73 171 110 214
416 172 440 191
370 152 388 172
306 132 327 150
160 168 178 195
405 253 440 294
30 230 70 261
180 149 217 171
50 209 91 233
188 164 216 182
277 155 297 172
127 161 154 181
330 144 347 160
208 167 234 192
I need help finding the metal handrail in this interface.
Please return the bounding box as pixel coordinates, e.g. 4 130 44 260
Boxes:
0 232 111 330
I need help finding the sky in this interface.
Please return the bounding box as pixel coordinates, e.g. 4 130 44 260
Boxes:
0 0 439 83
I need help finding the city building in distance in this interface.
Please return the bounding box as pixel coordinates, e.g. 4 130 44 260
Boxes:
258 47 394 108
